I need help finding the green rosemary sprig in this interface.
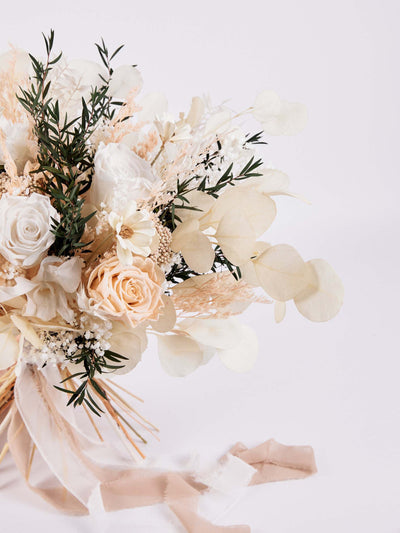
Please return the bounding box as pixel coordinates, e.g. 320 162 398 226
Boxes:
245 130 267 145
54 340 128 416
17 30 125 256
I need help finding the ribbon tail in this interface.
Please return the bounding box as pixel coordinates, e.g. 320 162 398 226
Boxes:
7 404 88 514
230 439 317 485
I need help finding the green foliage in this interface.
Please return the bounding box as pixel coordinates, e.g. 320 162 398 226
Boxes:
54 338 128 416
17 30 124 256
197 155 263 196
162 153 263 283
245 131 267 145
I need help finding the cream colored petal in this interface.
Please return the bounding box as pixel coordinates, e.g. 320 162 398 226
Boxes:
274 301 286 323
258 169 290 194
205 110 231 135
186 96 205 128
294 259 344 322
175 190 215 224
215 211 256 266
151 294 177 333
239 242 271 286
108 65 143 99
158 334 204 377
0 277 36 303
172 272 214 296
10 314 42 349
211 188 276 237
180 318 240 350
171 219 200 252
109 322 147 375
181 231 215 274
108 211 121 230
50 257 83 293
218 322 258 372
116 240 133 265
0 317 19 370
254 244 309 301
252 90 281 123
137 92 168 123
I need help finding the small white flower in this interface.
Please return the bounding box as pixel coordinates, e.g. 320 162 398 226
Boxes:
89 142 161 211
24 256 83 323
108 203 156 265
0 193 60 267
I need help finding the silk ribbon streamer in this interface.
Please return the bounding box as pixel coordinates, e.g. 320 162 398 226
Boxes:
5 364 317 531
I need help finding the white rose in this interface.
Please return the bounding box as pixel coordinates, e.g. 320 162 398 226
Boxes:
90 142 160 211
0 193 60 267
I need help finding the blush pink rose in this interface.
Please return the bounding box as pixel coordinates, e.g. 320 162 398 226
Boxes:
86 255 164 326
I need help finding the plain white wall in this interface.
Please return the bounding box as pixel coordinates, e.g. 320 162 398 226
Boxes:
0 1 399 531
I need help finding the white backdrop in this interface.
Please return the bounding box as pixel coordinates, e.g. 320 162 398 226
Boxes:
0 1 399 531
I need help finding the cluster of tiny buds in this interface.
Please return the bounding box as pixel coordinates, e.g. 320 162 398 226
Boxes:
151 220 174 267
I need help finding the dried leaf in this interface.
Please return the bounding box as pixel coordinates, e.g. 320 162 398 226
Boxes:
211 189 276 237
218 322 258 372
10 314 42 349
254 244 309 301
294 259 344 322
0 316 19 370
151 294 177 333
215 211 256 266
158 334 204 377
274 301 286 323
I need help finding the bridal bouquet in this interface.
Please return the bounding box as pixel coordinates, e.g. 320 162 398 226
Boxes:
0 32 343 529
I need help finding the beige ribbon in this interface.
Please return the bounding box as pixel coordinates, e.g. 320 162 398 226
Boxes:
6 404 317 531
1 365 318 530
